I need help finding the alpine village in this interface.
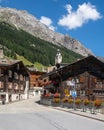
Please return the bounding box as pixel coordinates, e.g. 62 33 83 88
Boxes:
0 8 104 116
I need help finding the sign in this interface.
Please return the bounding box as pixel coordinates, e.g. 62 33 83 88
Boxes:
70 90 77 97
66 80 75 86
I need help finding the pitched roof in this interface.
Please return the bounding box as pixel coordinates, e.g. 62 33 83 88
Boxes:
97 57 104 63
0 57 29 76
0 55 20 66
41 55 104 80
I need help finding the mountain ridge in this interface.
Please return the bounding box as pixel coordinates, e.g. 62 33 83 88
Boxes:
0 22 83 66
0 7 93 56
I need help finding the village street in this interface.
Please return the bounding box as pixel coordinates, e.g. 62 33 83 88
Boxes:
0 96 104 130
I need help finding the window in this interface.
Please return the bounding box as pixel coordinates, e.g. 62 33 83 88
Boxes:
96 82 102 89
17 64 19 70
20 85 24 91
80 90 85 96
9 70 12 78
0 81 4 89
20 74 23 80
14 72 18 79
0 68 3 75
14 83 18 90
8 82 12 89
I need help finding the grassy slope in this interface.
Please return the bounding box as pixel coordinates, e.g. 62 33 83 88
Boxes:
0 22 83 68
16 55 44 71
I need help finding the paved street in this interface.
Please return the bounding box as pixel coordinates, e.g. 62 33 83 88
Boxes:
0 96 104 130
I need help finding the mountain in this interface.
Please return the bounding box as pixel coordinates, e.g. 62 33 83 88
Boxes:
0 22 82 66
0 7 93 56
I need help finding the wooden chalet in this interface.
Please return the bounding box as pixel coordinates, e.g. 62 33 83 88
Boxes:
0 50 29 104
26 66 46 96
41 55 104 101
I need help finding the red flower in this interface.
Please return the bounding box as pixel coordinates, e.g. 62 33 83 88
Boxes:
54 93 60 98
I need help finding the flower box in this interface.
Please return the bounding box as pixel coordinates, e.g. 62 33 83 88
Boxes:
53 98 60 103
94 100 102 107
83 99 90 106
54 93 60 98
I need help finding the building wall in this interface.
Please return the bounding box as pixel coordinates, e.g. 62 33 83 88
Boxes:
0 63 29 103
29 71 46 88
64 72 104 100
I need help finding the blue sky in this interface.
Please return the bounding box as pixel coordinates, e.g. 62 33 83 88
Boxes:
0 0 104 57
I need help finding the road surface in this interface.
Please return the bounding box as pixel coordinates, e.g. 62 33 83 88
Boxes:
0 96 104 130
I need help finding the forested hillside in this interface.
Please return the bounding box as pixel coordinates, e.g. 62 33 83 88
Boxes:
0 22 83 66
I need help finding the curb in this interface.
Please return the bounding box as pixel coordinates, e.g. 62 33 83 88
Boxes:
39 103 104 122
53 107 104 122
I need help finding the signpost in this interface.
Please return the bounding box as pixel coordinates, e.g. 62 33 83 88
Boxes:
67 78 78 110
70 79 77 110
71 90 77 98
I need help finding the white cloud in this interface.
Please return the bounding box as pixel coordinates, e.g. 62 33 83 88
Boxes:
58 2 102 29
40 16 56 31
